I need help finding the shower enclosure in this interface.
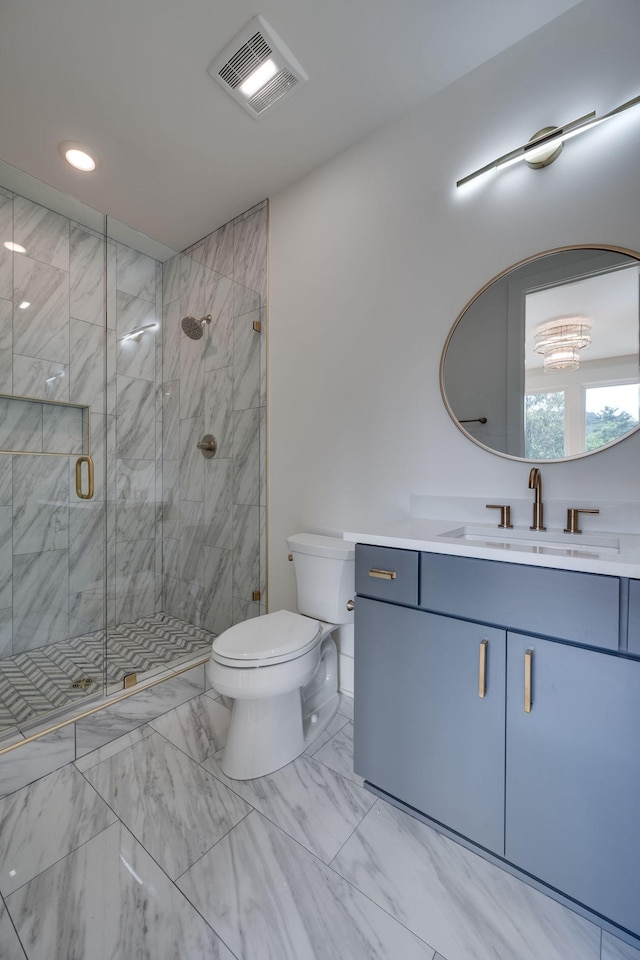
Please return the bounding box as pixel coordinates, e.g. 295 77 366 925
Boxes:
0 162 266 741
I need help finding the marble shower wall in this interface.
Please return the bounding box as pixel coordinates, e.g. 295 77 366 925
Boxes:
0 185 164 657
162 200 267 634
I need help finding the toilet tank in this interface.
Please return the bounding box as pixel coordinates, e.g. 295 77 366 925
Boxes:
287 533 355 624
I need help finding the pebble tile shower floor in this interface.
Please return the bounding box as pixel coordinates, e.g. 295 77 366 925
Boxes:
0 690 637 960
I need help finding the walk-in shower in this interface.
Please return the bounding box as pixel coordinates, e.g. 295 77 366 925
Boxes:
0 162 267 753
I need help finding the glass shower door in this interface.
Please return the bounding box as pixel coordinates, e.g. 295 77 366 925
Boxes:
0 172 109 737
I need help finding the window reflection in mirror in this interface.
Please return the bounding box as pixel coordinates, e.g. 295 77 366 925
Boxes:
441 246 640 463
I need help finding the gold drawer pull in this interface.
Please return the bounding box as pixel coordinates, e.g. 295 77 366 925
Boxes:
75 456 95 500
368 568 397 580
478 639 488 698
524 648 534 713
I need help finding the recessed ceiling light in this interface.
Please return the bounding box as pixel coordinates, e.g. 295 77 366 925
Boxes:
18 301 31 310
3 241 26 253
59 141 98 172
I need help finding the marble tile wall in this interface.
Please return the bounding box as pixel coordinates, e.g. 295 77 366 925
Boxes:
0 187 164 665
162 200 267 633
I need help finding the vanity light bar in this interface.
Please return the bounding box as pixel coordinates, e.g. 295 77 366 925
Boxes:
456 93 640 188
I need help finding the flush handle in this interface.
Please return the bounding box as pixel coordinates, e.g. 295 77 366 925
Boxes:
368 569 397 580
478 639 488 698
524 648 534 713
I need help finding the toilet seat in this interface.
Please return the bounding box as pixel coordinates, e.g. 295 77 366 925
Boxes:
211 609 322 667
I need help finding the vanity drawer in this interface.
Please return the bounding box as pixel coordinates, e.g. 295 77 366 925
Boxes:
420 553 620 650
355 545 419 606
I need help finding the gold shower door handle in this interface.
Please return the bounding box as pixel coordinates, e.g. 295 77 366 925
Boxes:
75 456 95 500
524 648 534 713
478 639 488 698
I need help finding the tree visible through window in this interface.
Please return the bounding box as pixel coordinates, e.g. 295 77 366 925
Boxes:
524 392 565 460
585 405 639 450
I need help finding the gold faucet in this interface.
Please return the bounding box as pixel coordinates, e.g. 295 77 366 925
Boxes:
528 467 546 531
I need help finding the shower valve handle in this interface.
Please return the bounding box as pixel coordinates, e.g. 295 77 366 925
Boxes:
197 435 217 458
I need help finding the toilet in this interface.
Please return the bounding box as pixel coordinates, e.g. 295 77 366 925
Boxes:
207 533 355 780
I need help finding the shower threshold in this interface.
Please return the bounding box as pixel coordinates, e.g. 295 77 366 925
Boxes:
0 613 213 739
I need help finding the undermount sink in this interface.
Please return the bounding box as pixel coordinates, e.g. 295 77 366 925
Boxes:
439 525 621 557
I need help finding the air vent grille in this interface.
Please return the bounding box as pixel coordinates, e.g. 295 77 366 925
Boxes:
248 70 298 114
218 31 272 90
209 15 308 119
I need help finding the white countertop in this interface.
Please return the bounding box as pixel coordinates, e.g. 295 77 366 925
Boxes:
343 518 640 578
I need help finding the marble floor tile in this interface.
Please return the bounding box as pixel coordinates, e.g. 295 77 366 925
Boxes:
74 723 155 773
0 727 75 799
338 692 354 720
84 730 250 878
6 822 235 960
0 898 26 960
0 763 116 896
310 721 363 786
332 799 601 960
75 665 203 756
203 752 375 864
304 712 349 755
178 810 435 960
602 931 640 960
149 693 231 761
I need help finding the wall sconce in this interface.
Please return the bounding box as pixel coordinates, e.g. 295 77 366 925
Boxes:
457 93 640 188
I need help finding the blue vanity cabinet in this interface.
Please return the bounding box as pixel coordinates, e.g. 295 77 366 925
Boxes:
354 595 507 853
505 631 640 935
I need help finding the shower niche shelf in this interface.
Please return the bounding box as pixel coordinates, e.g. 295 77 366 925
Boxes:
0 392 91 457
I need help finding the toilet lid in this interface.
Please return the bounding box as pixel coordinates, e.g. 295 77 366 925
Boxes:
212 609 321 662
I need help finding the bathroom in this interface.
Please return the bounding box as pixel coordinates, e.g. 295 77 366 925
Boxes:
1 0 640 958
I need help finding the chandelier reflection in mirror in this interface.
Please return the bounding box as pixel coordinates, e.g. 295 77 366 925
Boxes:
533 316 592 371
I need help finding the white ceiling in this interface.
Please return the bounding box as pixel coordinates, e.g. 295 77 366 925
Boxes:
0 0 582 251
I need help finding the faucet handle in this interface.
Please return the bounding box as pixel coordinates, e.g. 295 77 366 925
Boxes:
486 504 513 529
564 507 600 535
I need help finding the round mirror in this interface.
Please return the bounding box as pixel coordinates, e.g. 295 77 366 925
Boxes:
440 245 640 462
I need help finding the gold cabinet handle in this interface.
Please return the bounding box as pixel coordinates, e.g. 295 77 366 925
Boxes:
368 568 397 580
478 639 488 698
75 456 95 500
524 648 534 713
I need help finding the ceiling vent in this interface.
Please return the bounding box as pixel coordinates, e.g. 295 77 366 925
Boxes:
209 15 308 119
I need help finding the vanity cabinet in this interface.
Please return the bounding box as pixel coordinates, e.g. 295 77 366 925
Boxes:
354 545 640 940
505 632 640 935
355 596 506 852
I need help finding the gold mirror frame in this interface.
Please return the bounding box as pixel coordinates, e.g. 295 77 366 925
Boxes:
440 244 640 463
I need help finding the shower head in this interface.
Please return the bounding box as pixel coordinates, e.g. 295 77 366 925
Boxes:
181 315 211 340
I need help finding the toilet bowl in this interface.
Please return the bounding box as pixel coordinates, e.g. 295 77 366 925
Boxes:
207 533 355 780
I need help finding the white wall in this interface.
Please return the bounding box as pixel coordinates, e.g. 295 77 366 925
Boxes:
268 0 640 611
